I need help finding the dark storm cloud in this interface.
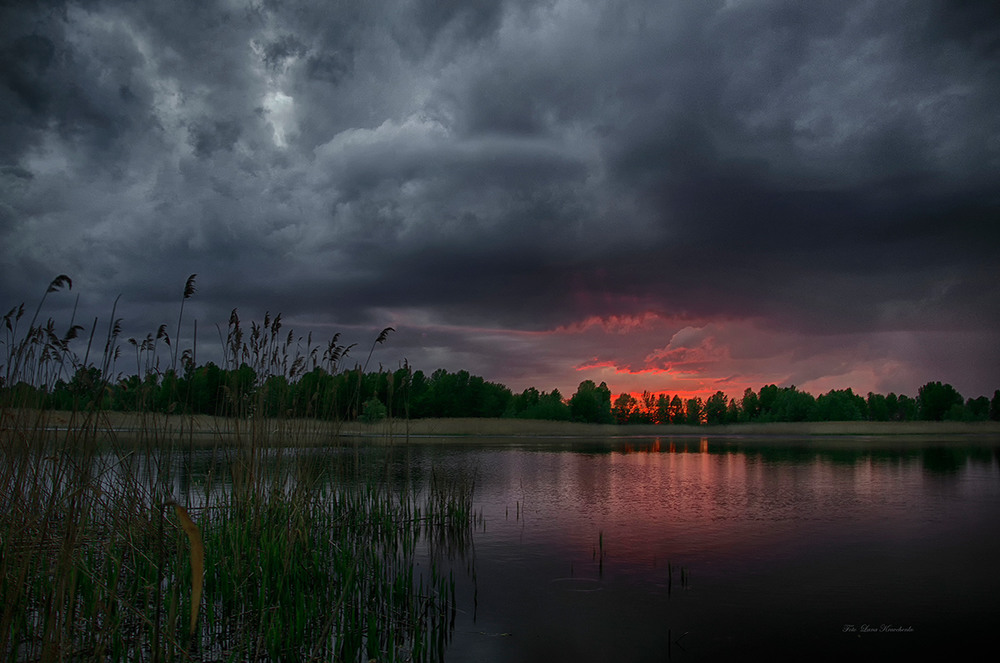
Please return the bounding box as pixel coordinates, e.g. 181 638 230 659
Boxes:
1 0 998 396
408 0 507 46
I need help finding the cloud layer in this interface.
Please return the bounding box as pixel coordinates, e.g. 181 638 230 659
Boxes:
3 0 999 399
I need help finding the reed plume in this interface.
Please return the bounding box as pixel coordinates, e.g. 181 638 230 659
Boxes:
172 274 196 373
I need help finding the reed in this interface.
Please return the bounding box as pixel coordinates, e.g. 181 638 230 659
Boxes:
1 277 472 662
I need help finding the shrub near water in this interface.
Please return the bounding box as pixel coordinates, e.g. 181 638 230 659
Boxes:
0 276 472 661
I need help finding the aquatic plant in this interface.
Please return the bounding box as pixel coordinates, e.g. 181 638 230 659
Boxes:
0 276 472 661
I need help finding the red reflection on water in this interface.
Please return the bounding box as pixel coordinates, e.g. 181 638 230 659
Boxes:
613 438 710 454
451 442 1000 662
616 439 663 454
489 443 954 579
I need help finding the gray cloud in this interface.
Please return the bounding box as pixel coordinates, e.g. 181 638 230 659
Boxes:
1 0 998 397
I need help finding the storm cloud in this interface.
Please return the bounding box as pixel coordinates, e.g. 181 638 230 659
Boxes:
2 0 998 399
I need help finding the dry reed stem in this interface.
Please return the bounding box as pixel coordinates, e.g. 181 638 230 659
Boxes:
166 501 204 637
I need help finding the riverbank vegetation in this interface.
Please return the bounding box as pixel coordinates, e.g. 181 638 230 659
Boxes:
1 276 475 661
4 276 997 429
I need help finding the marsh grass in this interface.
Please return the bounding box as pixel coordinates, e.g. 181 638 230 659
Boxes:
1 277 472 662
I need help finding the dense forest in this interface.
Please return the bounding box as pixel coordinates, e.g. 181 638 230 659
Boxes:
3 275 999 426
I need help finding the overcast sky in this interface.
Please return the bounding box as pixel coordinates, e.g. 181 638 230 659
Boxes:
2 0 998 400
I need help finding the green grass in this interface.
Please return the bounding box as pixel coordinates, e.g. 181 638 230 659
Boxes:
1 276 473 662
0 430 472 661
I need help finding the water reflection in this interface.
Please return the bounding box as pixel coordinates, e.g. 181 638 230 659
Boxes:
82 435 1000 660
414 435 1000 661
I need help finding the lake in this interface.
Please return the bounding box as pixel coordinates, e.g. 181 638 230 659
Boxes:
359 434 1000 661
159 433 1000 660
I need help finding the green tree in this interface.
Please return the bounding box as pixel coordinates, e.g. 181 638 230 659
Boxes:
292 366 330 418
885 393 900 420
758 384 779 420
768 386 816 422
531 389 570 420
508 387 541 417
509 387 569 420
685 397 703 425
261 374 292 418
815 388 865 421
612 392 638 424
360 397 387 423
110 375 142 412
654 394 671 424
66 366 104 408
401 368 512 419
895 394 918 421
408 370 431 417
740 387 759 422
569 380 613 424
966 396 990 421
917 382 963 421
867 392 889 421
704 391 729 425
636 391 656 423
668 395 685 423
187 362 224 415
222 363 258 416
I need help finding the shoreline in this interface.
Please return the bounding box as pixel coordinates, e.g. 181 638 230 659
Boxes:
13 410 1000 440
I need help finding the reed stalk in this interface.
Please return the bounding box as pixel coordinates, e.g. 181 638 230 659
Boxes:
0 277 472 662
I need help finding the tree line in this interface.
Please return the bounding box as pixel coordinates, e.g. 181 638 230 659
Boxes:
4 275 998 426
608 382 1000 425
7 360 999 426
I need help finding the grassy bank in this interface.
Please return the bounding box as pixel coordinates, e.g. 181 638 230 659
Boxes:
379 417 1000 437
27 410 1000 439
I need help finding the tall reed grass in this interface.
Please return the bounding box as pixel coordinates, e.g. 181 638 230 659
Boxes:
1 276 473 661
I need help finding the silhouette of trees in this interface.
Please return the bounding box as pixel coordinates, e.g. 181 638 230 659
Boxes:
866 392 889 421
966 396 990 421
654 394 672 424
739 387 760 422
568 380 613 424
685 397 704 425
8 353 999 427
815 388 866 421
667 395 684 423
404 369 511 418
753 385 816 422
10 276 994 427
507 387 570 420
612 392 638 424
704 391 730 425
917 381 964 421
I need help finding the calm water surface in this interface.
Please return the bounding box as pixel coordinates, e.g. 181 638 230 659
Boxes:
160 434 1000 660
376 435 1000 661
